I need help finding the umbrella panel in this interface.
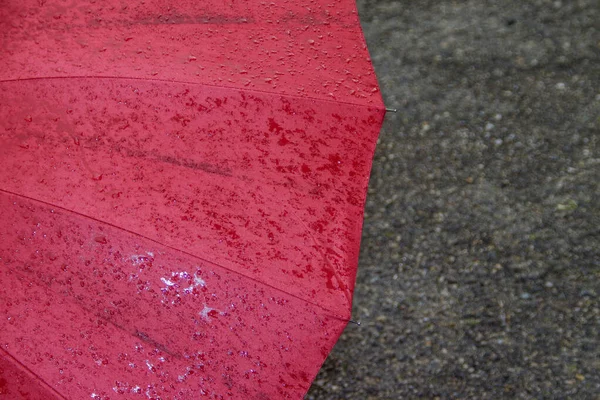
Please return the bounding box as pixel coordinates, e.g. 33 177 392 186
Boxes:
0 192 346 399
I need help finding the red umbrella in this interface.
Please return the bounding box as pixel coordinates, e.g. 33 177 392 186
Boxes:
0 0 384 398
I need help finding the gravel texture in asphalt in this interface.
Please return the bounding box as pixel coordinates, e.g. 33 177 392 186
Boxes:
307 1 599 399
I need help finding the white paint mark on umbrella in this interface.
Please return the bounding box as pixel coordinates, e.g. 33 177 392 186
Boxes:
161 277 176 286
130 251 154 265
131 255 145 264
194 274 206 287
199 304 216 320
160 270 206 292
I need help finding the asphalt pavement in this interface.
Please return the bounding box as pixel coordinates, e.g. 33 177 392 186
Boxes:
307 1 599 399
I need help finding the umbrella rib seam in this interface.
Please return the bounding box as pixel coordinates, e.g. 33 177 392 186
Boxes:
0 347 70 400
0 75 386 111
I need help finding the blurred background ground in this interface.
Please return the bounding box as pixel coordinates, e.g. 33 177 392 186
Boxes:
307 1 599 399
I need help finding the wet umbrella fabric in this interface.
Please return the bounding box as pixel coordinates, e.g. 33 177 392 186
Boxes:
0 0 384 398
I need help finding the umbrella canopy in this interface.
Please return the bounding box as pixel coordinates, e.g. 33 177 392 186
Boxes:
0 0 385 398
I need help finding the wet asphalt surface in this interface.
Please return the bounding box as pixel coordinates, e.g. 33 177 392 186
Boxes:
306 1 599 399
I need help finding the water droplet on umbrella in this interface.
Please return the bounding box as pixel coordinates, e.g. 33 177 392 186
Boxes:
94 236 108 244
